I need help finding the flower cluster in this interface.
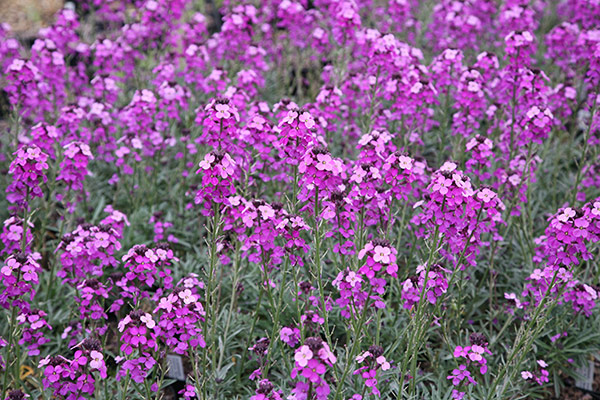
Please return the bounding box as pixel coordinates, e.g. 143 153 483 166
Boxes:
294 281 328 334
197 97 240 149
353 345 392 396
18 308 52 356
277 108 318 165
465 135 494 179
382 152 417 201
412 162 504 270
518 266 599 318
6 145 49 209
194 150 237 216
113 243 176 310
447 333 491 399
39 338 107 398
521 360 550 386
116 310 159 383
57 221 122 284
0 253 42 311
290 337 337 400
333 268 368 318
401 263 450 309
298 146 344 204
3 59 40 117
76 278 111 328
56 141 94 201
149 212 177 243
1 0 600 398
251 379 283 400
358 239 398 281
536 200 600 268
280 326 301 348
0 216 33 256
155 274 206 354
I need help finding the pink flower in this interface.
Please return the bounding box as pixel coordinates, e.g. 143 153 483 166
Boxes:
432 176 452 195
299 111 315 129
521 371 533 380
44 365 62 383
468 347 483 362
302 359 326 383
215 103 231 119
397 155 413 169
372 246 391 264
319 343 337 364
198 153 215 170
258 205 275 220
282 110 298 125
178 289 197 305
447 365 471 386
316 153 333 171
345 271 362 287
89 351 103 369
477 188 496 203
453 346 468 358
557 207 575 222
355 351 371 363
362 369 377 388
295 345 313 367
376 356 390 370
280 327 300 347
140 313 156 328
158 294 176 312
1 259 15 276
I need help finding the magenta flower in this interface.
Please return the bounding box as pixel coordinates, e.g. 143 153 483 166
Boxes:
280 326 300 347
362 369 377 387
6 145 49 210
447 365 472 386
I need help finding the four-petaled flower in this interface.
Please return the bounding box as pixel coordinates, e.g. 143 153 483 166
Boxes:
294 345 313 367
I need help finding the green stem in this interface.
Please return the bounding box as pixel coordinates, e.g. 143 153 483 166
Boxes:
264 255 290 376
216 241 242 374
486 269 563 400
571 93 597 205
2 306 18 394
332 286 374 400
120 374 131 400
313 187 337 380
399 199 445 397
235 281 265 386
486 144 535 310
407 225 440 395
202 202 221 394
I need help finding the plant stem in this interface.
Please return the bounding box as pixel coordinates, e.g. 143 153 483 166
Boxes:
571 93 597 205
486 269 562 400
332 286 374 400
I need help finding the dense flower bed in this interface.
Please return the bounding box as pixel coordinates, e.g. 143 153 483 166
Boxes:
1 0 600 399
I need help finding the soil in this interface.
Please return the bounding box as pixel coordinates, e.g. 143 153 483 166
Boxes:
0 0 64 38
548 358 600 400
